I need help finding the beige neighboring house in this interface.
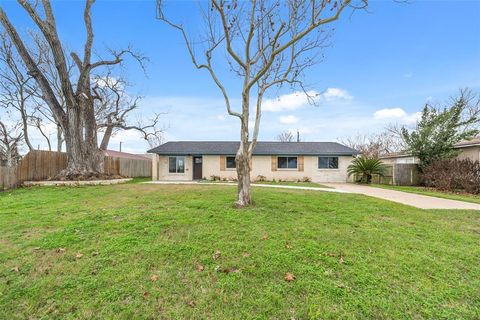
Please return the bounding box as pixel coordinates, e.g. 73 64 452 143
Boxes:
148 141 359 183
379 137 480 164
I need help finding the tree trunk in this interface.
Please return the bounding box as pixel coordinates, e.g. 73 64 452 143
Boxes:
20 108 33 151
56 124 63 152
99 125 113 150
59 104 103 178
235 116 252 207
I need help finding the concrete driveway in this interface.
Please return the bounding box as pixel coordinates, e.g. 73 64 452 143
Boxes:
323 183 480 210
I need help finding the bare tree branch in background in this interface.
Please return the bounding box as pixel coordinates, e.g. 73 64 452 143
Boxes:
276 130 295 142
92 72 165 150
0 118 22 167
0 32 37 151
158 0 367 207
339 131 404 159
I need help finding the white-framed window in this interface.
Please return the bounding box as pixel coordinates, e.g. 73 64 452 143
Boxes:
318 156 338 169
226 156 236 169
278 156 297 169
169 156 185 173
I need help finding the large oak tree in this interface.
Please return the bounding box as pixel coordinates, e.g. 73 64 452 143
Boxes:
0 0 142 178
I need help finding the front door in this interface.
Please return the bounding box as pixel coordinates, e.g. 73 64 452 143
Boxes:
193 156 203 180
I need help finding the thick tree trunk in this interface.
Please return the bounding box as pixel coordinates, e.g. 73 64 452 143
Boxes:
60 104 103 178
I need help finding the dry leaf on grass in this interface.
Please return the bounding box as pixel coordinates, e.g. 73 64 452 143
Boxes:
242 252 251 258
196 264 205 272
284 242 292 249
262 234 269 240
222 267 240 274
11 266 19 272
143 292 150 298
75 253 83 259
56 248 66 253
187 300 196 308
339 255 345 264
150 274 159 282
284 272 296 282
212 250 221 260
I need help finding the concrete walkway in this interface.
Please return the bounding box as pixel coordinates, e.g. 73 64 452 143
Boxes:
323 183 480 210
145 181 350 193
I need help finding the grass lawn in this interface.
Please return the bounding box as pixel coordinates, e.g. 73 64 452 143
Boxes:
205 180 329 188
372 184 480 205
1 183 479 319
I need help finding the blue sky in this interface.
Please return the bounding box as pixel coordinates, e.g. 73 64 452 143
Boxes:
1 0 479 153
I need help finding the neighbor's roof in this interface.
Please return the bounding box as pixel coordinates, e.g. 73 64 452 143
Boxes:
454 137 480 148
379 152 415 159
103 150 151 161
148 141 359 156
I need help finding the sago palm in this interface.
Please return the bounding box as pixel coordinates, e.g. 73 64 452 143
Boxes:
347 157 387 184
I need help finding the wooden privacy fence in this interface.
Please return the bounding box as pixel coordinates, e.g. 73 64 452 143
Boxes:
0 166 17 190
0 150 151 190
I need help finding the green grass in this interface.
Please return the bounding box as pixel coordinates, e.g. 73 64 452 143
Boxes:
205 180 329 188
1 183 479 319
372 184 480 205
252 180 330 188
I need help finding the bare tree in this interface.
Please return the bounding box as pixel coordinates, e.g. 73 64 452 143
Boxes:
276 130 295 142
339 131 403 159
158 0 366 207
0 32 37 151
0 119 22 167
92 73 165 150
0 1 144 178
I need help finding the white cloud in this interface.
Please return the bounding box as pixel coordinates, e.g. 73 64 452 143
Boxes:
403 72 413 79
320 88 352 101
279 115 299 124
373 108 421 125
263 90 317 112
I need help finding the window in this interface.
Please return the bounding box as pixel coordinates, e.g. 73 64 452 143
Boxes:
169 156 185 173
226 156 236 169
278 156 297 169
318 157 338 169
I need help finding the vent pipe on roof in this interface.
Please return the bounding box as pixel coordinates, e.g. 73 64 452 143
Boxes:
296 129 300 142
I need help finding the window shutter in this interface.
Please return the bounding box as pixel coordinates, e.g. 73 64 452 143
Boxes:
220 155 226 171
298 156 304 172
271 156 277 171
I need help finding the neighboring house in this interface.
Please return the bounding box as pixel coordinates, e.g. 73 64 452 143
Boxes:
379 152 420 165
379 137 480 164
148 141 359 183
454 137 480 162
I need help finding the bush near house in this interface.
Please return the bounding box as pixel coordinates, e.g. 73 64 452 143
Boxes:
422 159 480 194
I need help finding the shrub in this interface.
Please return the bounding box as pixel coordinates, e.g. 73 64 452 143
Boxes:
210 175 221 181
302 176 312 182
256 175 267 182
422 159 480 194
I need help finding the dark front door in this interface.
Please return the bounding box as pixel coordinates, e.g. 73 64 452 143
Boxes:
193 156 203 180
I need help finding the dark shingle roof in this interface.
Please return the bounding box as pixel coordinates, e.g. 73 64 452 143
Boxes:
148 141 358 156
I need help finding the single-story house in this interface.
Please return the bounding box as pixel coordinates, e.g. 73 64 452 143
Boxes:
148 141 359 183
379 137 480 164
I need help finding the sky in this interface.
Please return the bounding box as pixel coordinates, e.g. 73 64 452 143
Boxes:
1 0 479 154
